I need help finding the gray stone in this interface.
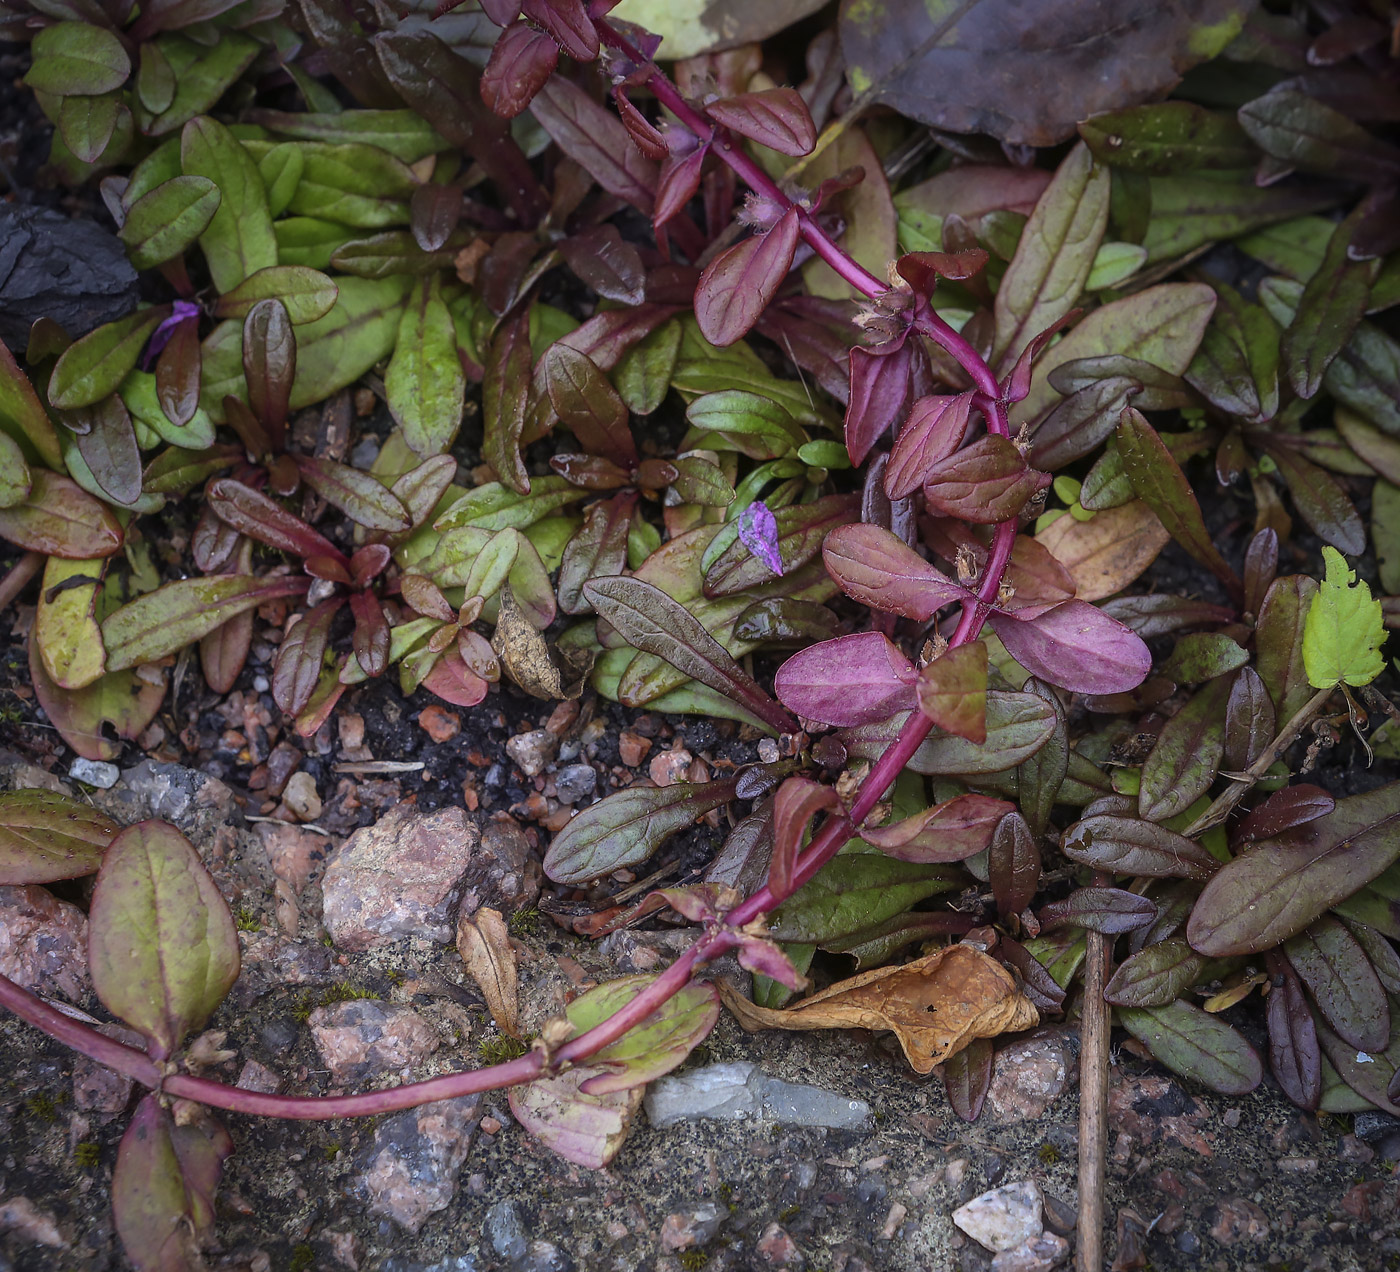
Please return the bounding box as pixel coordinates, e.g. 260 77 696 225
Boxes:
354 1096 481 1233
72 1023 144 1117
519 1241 574 1272
67 758 118 789
459 819 541 920
991 1233 1070 1272
486 1199 528 1262
952 1180 1044 1253
660 1202 726 1250
321 805 482 950
645 1061 871 1131
506 729 554 777
0 884 88 1002
553 763 597 804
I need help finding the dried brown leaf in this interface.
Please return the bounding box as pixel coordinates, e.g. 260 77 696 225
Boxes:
457 907 519 1039
1037 500 1170 601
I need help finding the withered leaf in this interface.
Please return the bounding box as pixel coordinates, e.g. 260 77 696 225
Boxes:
457 907 519 1039
492 586 592 701
718 944 1038 1074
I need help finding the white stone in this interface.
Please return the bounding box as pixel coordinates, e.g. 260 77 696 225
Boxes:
644 1061 871 1131
68 758 118 789
952 1180 1045 1253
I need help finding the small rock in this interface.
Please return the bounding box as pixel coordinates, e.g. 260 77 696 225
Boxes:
459 819 541 920
648 746 693 787
418 706 461 743
660 1203 725 1250
256 822 328 895
1340 1134 1375 1164
283 771 322 821
991 1233 1069 1272
236 1060 282 1094
880 1201 907 1240
479 1115 502 1135
308 1000 440 1083
985 1030 1075 1121
355 1096 480 1233
554 763 597 805
265 741 302 797
1208 1197 1269 1245
952 1180 1044 1253
0 884 88 1001
321 805 484 950
618 731 652 767
323 1229 362 1270
644 1061 871 1131
1278 1155 1317 1172
486 1199 528 1261
0 1196 66 1248
756 1222 803 1267
68 758 118 789
506 730 554 777
72 1023 144 1116
519 1242 574 1272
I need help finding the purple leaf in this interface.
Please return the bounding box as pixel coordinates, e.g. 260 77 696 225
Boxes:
707 88 817 157
738 501 783 575
737 934 808 989
694 205 800 347
989 600 1151 695
142 300 199 369
480 20 558 119
823 522 970 620
884 391 974 498
845 339 913 466
774 631 918 727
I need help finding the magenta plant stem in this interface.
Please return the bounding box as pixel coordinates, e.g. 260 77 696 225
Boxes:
0 19 1029 1124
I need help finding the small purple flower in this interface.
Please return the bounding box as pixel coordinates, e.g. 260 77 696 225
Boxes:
142 300 201 369
739 501 783 576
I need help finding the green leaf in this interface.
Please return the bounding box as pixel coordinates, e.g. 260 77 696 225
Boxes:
1303 546 1385 689
615 319 681 415
0 789 117 886
246 109 448 163
35 555 106 690
57 92 123 165
434 476 589 533
543 778 740 884
27 636 162 762
386 276 465 457
142 33 260 137
1282 215 1376 400
1285 916 1389 1054
102 575 312 671
1160 632 1249 683
1011 283 1216 425
0 429 30 507
1139 679 1229 822
1184 282 1280 424
213 266 338 325
88 820 240 1057
0 338 62 470
283 141 417 227
770 853 961 945
1188 783 1400 957
47 310 164 412
119 175 222 270
0 469 123 558
1079 101 1256 173
841 694 1058 776
180 115 277 294
1256 574 1320 724
1104 937 1210 1008
993 141 1109 369
258 141 303 217
24 22 130 96
1117 1000 1262 1095
1374 480 1400 595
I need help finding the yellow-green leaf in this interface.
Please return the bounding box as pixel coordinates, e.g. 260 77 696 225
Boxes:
1302 546 1386 688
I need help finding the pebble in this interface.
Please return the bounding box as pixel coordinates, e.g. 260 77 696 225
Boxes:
67 758 118 789
1278 1155 1318 1172
991 1233 1069 1272
320 805 484 950
553 763 597 805
72 1023 144 1116
282 771 322 821
618 731 651 767
648 747 693 787
660 1203 725 1250
354 1096 481 1233
645 1061 871 1131
486 1199 528 1262
506 729 555 777
952 1180 1045 1253
1208 1197 1269 1245
265 741 302 796
0 1196 66 1248
0 884 89 1002
459 819 541 919
235 1060 282 1094
308 1000 441 1082
985 1031 1075 1121
755 1222 802 1267
1340 1134 1374 1164
418 706 461 743
256 822 327 895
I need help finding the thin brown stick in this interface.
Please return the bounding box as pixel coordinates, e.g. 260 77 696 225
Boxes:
1077 928 1111 1272
0 550 43 612
1182 686 1334 838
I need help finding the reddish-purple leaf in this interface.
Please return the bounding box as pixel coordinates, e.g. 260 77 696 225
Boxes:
1224 665 1276 772
738 501 783 575
845 340 913 466
613 86 668 160
1139 678 1229 824
542 342 636 467
915 641 988 743
531 76 657 213
999 311 1079 406
155 316 201 428
272 599 341 714
1061 814 1218 880
480 20 558 118
655 147 707 228
737 934 808 990
350 589 389 677
1266 950 1322 1110
400 573 455 623
555 304 680 371
521 0 597 60
1285 915 1389 1054
1236 785 1336 846
1256 438 1366 556
772 777 841 897
558 490 637 615
1041 886 1158 934
925 519 1077 619
410 182 463 253
885 391 974 498
861 793 1012 862
558 224 646 307
483 309 532 495
1243 528 1278 619
207 479 345 564
481 0 520 21
392 455 458 528
694 205 800 347
989 811 1039 919
73 394 142 507
0 789 117 886
243 299 294 447
1000 934 1065 1011
422 645 490 708
989 600 1151 695
944 1036 993 1122
293 455 410 532
922 435 1049 524
708 88 817 158
895 249 990 295
822 522 970 620
774 631 917 727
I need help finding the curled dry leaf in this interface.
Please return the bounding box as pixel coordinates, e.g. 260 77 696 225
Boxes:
492 586 593 700
456 907 519 1039
718 943 1037 1074
509 1067 643 1170
1036 500 1170 601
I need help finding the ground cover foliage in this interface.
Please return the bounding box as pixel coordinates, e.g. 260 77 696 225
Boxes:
1 0 1400 1264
